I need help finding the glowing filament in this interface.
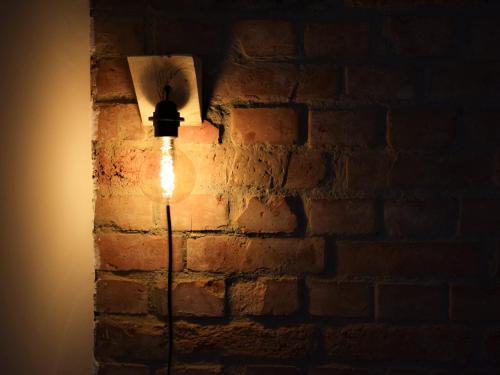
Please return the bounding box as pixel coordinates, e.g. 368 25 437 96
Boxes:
160 137 175 199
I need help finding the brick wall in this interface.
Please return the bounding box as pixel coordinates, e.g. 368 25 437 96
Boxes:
92 1 500 374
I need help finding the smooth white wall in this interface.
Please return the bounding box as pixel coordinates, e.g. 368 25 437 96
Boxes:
0 0 94 374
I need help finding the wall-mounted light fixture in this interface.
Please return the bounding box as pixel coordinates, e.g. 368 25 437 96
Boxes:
128 55 202 375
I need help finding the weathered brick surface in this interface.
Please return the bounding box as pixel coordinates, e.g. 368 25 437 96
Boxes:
94 15 144 57
308 199 377 235
96 275 148 314
382 15 453 57
324 324 469 362
285 151 326 189
482 328 500 363
92 3 500 371
233 20 297 57
345 65 416 101
346 152 392 191
95 58 135 101
309 110 381 148
96 232 184 271
297 64 338 102
98 363 150 375
175 321 317 359
95 317 166 361
155 19 223 55
308 366 371 375
307 279 372 318
390 153 493 189
305 22 370 59
230 148 287 189
430 63 500 100
96 104 144 141
152 278 225 317
214 62 299 102
236 196 297 233
95 195 154 231
230 277 298 316
156 365 222 375
231 108 299 145
460 199 500 236
187 236 324 274
160 194 229 231
387 108 457 150
177 121 220 144
450 284 500 321
246 366 300 375
376 283 447 321
384 199 458 238
337 241 480 278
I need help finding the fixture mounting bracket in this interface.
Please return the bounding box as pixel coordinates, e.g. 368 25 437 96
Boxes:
127 55 202 126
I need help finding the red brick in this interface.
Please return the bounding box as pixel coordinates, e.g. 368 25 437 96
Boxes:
387 108 457 150
297 64 338 102
309 110 381 148
376 283 447 321
390 153 493 189
96 58 135 101
177 121 219 144
285 151 326 189
94 145 155 193
95 195 154 231
96 232 184 271
383 15 453 57
309 366 371 375
309 199 377 235
460 199 500 236
230 148 287 188
389 370 430 375
175 321 317 359
92 0 147 11
384 199 458 238
96 275 148 314
95 316 166 361
98 363 150 375
464 109 500 147
345 65 416 100
160 194 229 231
214 62 299 102
346 152 392 191
236 196 297 233
156 20 222 55
450 284 500 321
246 366 300 375
187 236 324 274
430 63 500 100
174 144 229 194
466 16 500 59
337 241 480 278
231 108 299 145
324 324 469 362
482 328 500 363
152 278 225 317
233 20 297 57
97 104 145 141
345 0 484 6
305 22 370 59
230 277 298 316
307 279 371 318
157 365 222 375
94 15 144 57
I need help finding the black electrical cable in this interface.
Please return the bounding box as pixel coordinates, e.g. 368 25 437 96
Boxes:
166 204 174 375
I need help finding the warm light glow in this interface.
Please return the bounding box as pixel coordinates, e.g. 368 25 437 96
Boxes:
160 137 175 199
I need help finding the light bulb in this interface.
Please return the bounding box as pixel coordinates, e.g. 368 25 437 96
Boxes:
140 137 195 204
